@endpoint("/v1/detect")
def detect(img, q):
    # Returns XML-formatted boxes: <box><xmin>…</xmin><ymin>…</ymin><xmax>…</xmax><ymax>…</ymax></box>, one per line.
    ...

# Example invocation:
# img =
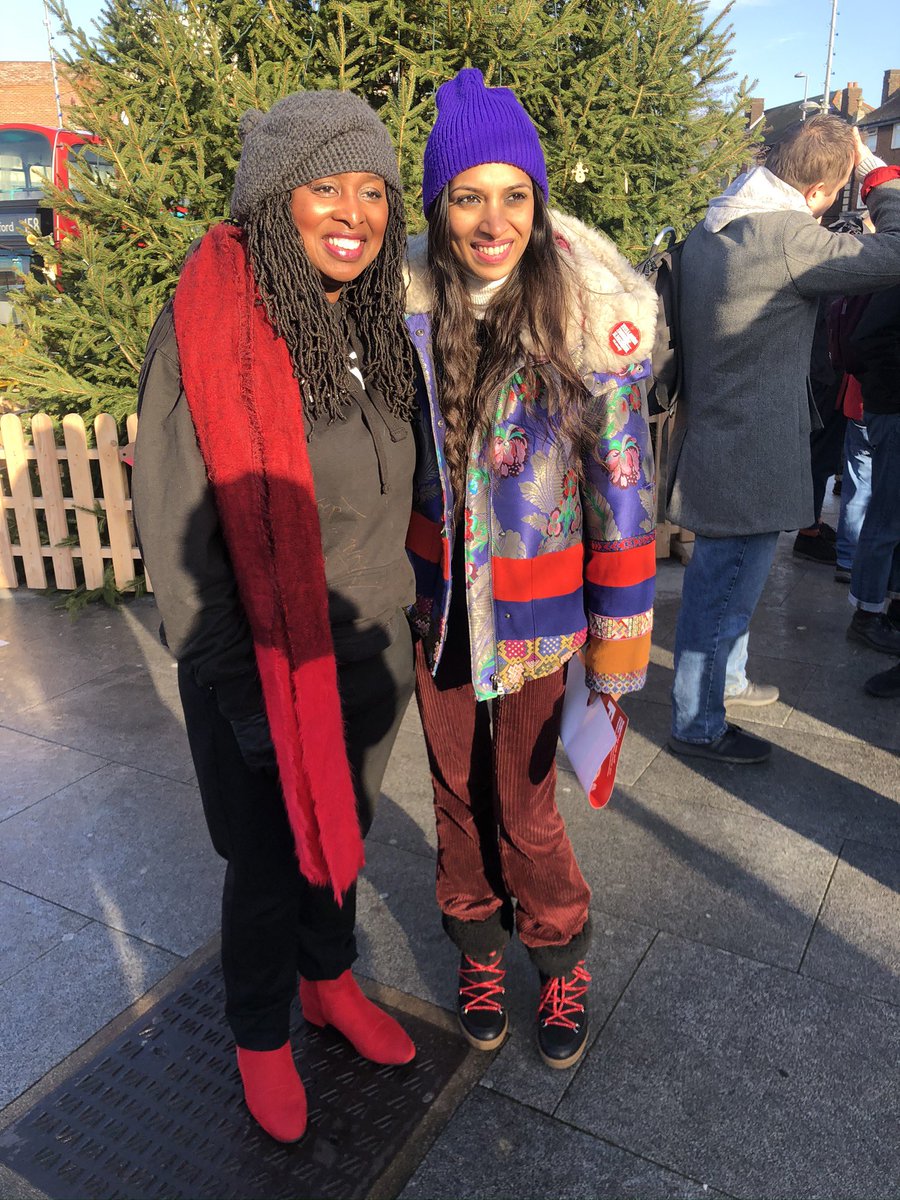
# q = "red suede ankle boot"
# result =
<box><xmin>300</xmin><ymin>970</ymin><xmax>416</xmax><ymax>1065</ymax></box>
<box><xmin>236</xmin><ymin>1043</ymin><xmax>307</xmax><ymax>1143</ymax></box>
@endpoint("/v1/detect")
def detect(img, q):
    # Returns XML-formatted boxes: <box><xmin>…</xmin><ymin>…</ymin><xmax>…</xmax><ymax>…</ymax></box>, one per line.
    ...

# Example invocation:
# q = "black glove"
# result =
<box><xmin>229</xmin><ymin>711</ymin><xmax>278</xmax><ymax>775</ymax></box>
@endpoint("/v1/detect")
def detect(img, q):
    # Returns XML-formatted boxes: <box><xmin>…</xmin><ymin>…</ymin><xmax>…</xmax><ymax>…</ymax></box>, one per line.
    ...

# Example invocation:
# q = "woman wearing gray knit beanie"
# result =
<box><xmin>133</xmin><ymin>90</ymin><xmax>419</xmax><ymax>1143</ymax></box>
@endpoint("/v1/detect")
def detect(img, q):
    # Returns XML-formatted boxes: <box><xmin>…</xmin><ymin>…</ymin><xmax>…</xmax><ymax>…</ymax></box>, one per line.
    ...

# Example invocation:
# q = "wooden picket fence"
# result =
<box><xmin>0</xmin><ymin>411</ymin><xmax>151</xmax><ymax>593</ymax></box>
<box><xmin>0</xmin><ymin>408</ymin><xmax>689</xmax><ymax>595</ymax></box>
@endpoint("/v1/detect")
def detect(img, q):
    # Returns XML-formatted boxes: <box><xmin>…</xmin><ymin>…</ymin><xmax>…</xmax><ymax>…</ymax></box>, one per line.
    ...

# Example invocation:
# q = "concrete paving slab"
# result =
<box><xmin>649</xmin><ymin>597</ymin><xmax>682</xmax><ymax>646</ymax></box>
<box><xmin>0</xmin><ymin>727</ymin><xmax>105</xmax><ymax>821</ymax></box>
<box><xmin>785</xmin><ymin>573</ymin><xmax>856</xmax><ymax>614</ymax></box>
<box><xmin>0</xmin><ymin>627</ymin><xmax>123</xmax><ymax>719</ymax></box>
<box><xmin>850</xmin><ymin>799</ymin><xmax>900</xmax><ymax>855</ymax></box>
<box><xmin>0</xmin><ymin>594</ymin><xmax>162</xmax><ymax>651</ymax></box>
<box><xmin>646</xmin><ymin>617</ymin><xmax>678</xmax><ymax>653</ymax></box>
<box><xmin>635</xmin><ymin>650</ymin><xmax>818</xmax><ymax>731</ymax></box>
<box><xmin>634</xmin><ymin>722</ymin><xmax>899</xmax><ymax>841</ymax></box>
<box><xmin>736</xmin><ymin>599</ymin><xmax>883</xmax><ymax>669</ymax></box>
<box><xmin>557</xmin><ymin>932</ymin><xmax>900</xmax><ymax>1200</ymax></box>
<box><xmin>802</xmin><ymin>840</ymin><xmax>900</xmax><ymax>1007</ymax></box>
<box><xmin>481</xmin><ymin>913</ymin><xmax>655</xmax><ymax>1115</ymax></box>
<box><xmin>558</xmin><ymin>785</ymin><xmax>838</xmax><ymax>970</ymax></box>
<box><xmin>0</xmin><ymin>882</ymin><xmax>88</xmax><ymax>985</ymax></box>
<box><xmin>0</xmin><ymin>591</ymin><xmax>87</xmax><ymax>650</ymax></box>
<box><xmin>756</xmin><ymin>538</ymin><xmax>820</xmax><ymax>606</ymax></box>
<box><xmin>0</xmin><ymin>920</ymin><xmax>179</xmax><ymax>1109</ymax></box>
<box><xmin>0</xmin><ymin>762</ymin><xmax>220</xmax><ymax>957</ymax></box>
<box><xmin>786</xmin><ymin>662</ymin><xmax>900</xmax><ymax>751</ymax></box>
<box><xmin>400</xmin><ymin>1087</ymin><xmax>720</xmax><ymax>1199</ymax></box>
<box><xmin>653</xmin><ymin>562</ymin><xmax>686</xmax><ymax>600</ymax></box>
<box><xmin>2</xmin><ymin>662</ymin><xmax>195</xmax><ymax>783</ymax></box>
<box><xmin>652</xmin><ymin>540</ymin><xmax>820</xmax><ymax>620</ymax></box>
<box><xmin>372</xmin><ymin>704</ymin><xmax>437</xmax><ymax>858</ymax></box>
<box><xmin>356</xmin><ymin>839</ymin><xmax>454</xmax><ymax>1012</ymax></box>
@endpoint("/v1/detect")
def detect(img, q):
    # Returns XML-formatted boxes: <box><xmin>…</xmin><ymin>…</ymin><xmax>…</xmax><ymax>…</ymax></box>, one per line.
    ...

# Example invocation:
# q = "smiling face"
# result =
<box><xmin>290</xmin><ymin>172</ymin><xmax>389</xmax><ymax>301</ymax></box>
<box><xmin>445</xmin><ymin>163</ymin><xmax>535</xmax><ymax>281</ymax></box>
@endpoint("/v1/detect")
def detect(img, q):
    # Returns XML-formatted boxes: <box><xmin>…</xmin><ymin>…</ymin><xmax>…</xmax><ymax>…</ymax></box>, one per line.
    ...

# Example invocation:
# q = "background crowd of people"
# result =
<box><xmin>666</xmin><ymin>115</ymin><xmax>900</xmax><ymax>764</ymax></box>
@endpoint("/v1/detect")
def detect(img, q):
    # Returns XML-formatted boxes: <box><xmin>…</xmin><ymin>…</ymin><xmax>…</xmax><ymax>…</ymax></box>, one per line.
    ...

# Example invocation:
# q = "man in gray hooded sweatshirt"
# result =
<box><xmin>666</xmin><ymin>116</ymin><xmax>900</xmax><ymax>764</ymax></box>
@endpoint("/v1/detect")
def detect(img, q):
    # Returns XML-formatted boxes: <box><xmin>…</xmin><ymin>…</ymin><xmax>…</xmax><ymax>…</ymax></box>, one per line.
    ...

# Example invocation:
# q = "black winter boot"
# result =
<box><xmin>457</xmin><ymin>951</ymin><xmax>508</xmax><ymax>1051</ymax></box>
<box><xmin>536</xmin><ymin>962</ymin><xmax>591</xmax><ymax>1069</ymax></box>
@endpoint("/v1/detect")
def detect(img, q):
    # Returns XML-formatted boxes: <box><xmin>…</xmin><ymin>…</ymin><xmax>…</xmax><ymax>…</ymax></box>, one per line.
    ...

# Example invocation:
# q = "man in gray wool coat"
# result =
<box><xmin>666</xmin><ymin>115</ymin><xmax>900</xmax><ymax>765</ymax></box>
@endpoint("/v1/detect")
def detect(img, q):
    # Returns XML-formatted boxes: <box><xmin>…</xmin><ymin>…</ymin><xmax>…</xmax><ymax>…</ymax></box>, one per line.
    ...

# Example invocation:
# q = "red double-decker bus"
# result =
<box><xmin>0</xmin><ymin>123</ymin><xmax>110</xmax><ymax>322</ymax></box>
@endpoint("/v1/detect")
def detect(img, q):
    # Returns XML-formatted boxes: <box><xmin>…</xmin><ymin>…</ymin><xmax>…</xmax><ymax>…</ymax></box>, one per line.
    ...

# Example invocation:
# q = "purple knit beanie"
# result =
<box><xmin>422</xmin><ymin>68</ymin><xmax>549</xmax><ymax>214</ymax></box>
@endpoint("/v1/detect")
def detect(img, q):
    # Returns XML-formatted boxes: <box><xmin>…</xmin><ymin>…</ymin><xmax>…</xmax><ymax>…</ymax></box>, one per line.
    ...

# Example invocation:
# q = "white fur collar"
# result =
<box><xmin>404</xmin><ymin>208</ymin><xmax>658</xmax><ymax>376</ymax></box>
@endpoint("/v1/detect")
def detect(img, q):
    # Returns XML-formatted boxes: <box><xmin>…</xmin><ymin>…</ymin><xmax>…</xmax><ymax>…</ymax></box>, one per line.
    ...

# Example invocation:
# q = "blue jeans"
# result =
<box><xmin>850</xmin><ymin>412</ymin><xmax>900</xmax><ymax>611</ymax></box>
<box><xmin>835</xmin><ymin>419</ymin><xmax>872</xmax><ymax>570</ymax></box>
<box><xmin>672</xmin><ymin>532</ymin><xmax>780</xmax><ymax>743</ymax></box>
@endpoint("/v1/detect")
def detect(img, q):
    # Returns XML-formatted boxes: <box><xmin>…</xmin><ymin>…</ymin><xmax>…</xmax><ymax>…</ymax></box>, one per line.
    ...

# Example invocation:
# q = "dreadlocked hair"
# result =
<box><xmin>244</xmin><ymin>191</ymin><xmax>417</xmax><ymax>423</ymax></box>
<box><xmin>427</xmin><ymin>185</ymin><xmax>590</xmax><ymax>514</ymax></box>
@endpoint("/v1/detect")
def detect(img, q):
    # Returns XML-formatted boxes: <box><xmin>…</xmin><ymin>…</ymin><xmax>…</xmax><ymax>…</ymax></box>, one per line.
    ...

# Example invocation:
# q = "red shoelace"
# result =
<box><xmin>458</xmin><ymin>954</ymin><xmax>506</xmax><ymax>1012</ymax></box>
<box><xmin>538</xmin><ymin>962</ymin><xmax>591</xmax><ymax>1030</ymax></box>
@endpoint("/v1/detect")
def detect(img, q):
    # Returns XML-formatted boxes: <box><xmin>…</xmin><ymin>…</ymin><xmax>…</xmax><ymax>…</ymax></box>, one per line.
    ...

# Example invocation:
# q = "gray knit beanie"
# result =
<box><xmin>230</xmin><ymin>90</ymin><xmax>402</xmax><ymax>223</ymax></box>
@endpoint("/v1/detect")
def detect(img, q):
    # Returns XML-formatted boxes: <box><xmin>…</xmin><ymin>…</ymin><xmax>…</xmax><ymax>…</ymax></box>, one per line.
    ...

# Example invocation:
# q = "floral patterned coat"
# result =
<box><xmin>405</xmin><ymin>210</ymin><xmax>658</xmax><ymax>700</ymax></box>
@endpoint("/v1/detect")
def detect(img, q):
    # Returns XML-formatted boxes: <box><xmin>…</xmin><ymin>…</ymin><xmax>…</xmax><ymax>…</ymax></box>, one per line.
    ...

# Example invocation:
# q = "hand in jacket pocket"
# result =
<box><xmin>229</xmin><ymin>711</ymin><xmax>278</xmax><ymax>775</ymax></box>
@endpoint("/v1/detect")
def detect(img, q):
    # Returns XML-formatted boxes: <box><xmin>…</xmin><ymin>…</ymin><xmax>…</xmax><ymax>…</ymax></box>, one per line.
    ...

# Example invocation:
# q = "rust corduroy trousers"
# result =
<box><xmin>414</xmin><ymin>612</ymin><xmax>592</xmax><ymax>977</ymax></box>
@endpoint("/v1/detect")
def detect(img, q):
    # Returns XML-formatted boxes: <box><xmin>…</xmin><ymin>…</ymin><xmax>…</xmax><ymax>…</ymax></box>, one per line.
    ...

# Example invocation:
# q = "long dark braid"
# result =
<box><xmin>244</xmin><ymin>191</ymin><xmax>416</xmax><ymax>422</ymax></box>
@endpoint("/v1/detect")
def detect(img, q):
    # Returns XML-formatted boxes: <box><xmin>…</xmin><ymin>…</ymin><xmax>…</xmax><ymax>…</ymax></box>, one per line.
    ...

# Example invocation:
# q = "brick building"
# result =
<box><xmin>858</xmin><ymin>69</ymin><xmax>900</xmax><ymax>167</ymax></box>
<box><xmin>0</xmin><ymin>61</ymin><xmax>79</xmax><ymax>128</ymax></box>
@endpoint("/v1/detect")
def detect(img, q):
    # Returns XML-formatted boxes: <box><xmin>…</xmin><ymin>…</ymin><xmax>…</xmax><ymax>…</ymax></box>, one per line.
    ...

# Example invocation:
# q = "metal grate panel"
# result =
<box><xmin>0</xmin><ymin>961</ymin><xmax>468</xmax><ymax>1199</ymax></box>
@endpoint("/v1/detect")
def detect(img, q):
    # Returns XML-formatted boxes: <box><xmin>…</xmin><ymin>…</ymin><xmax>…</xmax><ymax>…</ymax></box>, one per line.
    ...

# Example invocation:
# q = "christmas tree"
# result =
<box><xmin>2</xmin><ymin>0</ymin><xmax>753</xmax><ymax>420</ymax></box>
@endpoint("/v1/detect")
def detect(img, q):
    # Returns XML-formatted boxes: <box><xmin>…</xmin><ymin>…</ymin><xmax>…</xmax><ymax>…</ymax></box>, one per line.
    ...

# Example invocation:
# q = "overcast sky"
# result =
<box><xmin>3</xmin><ymin>0</ymin><xmax>899</xmax><ymax>114</ymax></box>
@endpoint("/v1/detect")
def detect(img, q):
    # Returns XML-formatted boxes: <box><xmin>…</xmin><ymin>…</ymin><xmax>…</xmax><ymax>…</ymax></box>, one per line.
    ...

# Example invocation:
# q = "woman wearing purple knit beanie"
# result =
<box><xmin>404</xmin><ymin>68</ymin><xmax>658</xmax><ymax>1068</ymax></box>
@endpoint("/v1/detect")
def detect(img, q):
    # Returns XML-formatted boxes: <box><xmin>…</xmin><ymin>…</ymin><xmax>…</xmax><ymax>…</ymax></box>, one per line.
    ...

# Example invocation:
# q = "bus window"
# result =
<box><xmin>0</xmin><ymin>128</ymin><xmax>52</xmax><ymax>201</ymax></box>
<box><xmin>68</xmin><ymin>143</ymin><xmax>114</xmax><ymax>198</ymax></box>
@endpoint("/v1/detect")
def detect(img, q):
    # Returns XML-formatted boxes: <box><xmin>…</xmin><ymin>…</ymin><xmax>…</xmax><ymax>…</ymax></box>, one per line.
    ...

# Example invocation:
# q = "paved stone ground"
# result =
<box><xmin>2</xmin><ymin>499</ymin><xmax>899</xmax><ymax>1199</ymax></box>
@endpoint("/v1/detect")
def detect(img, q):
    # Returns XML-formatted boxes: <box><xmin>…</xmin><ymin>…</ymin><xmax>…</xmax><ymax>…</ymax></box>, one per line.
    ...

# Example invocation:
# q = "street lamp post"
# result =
<box><xmin>822</xmin><ymin>0</ymin><xmax>839</xmax><ymax>113</ymax></box>
<box><xmin>795</xmin><ymin>71</ymin><xmax>809</xmax><ymax>121</ymax></box>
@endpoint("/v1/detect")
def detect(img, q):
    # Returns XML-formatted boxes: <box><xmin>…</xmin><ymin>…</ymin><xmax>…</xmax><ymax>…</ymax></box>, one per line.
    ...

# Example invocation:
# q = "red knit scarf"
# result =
<box><xmin>172</xmin><ymin>222</ymin><xmax>364</xmax><ymax>900</ymax></box>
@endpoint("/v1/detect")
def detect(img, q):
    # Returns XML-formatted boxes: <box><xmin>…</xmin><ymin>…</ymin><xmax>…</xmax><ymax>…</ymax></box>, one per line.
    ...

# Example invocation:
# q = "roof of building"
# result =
<box><xmin>859</xmin><ymin>92</ymin><xmax>900</xmax><ymax>128</ymax></box>
<box><xmin>763</xmin><ymin>95</ymin><xmax>829</xmax><ymax>144</ymax></box>
<box><xmin>762</xmin><ymin>88</ymin><xmax>875</xmax><ymax>146</ymax></box>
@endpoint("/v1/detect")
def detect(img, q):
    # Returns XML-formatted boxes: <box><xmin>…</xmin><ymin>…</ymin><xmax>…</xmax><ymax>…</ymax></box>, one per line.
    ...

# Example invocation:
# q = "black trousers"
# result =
<box><xmin>178</xmin><ymin>623</ymin><xmax>414</xmax><ymax>1050</ymax></box>
<box><xmin>810</xmin><ymin>384</ymin><xmax>847</xmax><ymax>522</ymax></box>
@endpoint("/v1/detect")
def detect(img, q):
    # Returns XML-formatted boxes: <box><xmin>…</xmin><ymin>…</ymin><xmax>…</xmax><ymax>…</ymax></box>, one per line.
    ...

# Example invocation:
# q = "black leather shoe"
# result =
<box><xmin>668</xmin><ymin>723</ymin><xmax>771</xmax><ymax>764</ymax></box>
<box><xmin>537</xmin><ymin>962</ymin><xmax>591</xmax><ymax>1069</ymax></box>
<box><xmin>847</xmin><ymin>611</ymin><xmax>900</xmax><ymax>656</ymax></box>
<box><xmin>865</xmin><ymin>663</ymin><xmax>900</xmax><ymax>699</ymax></box>
<box><xmin>792</xmin><ymin>532</ymin><xmax>836</xmax><ymax>564</ymax></box>
<box><xmin>457</xmin><ymin>951</ymin><xmax>508</xmax><ymax>1050</ymax></box>
<box><xmin>817</xmin><ymin>521</ymin><xmax>837</xmax><ymax>544</ymax></box>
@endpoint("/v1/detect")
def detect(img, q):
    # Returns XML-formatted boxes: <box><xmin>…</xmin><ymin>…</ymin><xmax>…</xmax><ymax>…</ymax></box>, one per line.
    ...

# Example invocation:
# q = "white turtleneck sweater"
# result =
<box><xmin>467</xmin><ymin>273</ymin><xmax>509</xmax><ymax>318</ymax></box>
